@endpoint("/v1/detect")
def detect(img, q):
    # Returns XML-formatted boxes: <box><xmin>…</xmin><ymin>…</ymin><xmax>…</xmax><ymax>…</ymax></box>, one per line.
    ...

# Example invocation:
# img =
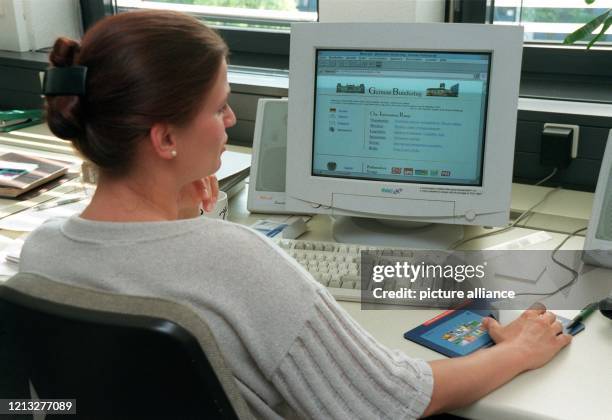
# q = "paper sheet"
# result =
<box><xmin>484</xmin><ymin>231</ymin><xmax>553</xmax><ymax>283</ymax></box>
<box><xmin>0</xmin><ymin>198</ymin><xmax>88</xmax><ymax>232</ymax></box>
<box><xmin>216</xmin><ymin>150</ymin><xmax>251</xmax><ymax>181</ymax></box>
<box><xmin>0</xmin><ymin>236</ymin><xmax>22</xmax><ymax>279</ymax></box>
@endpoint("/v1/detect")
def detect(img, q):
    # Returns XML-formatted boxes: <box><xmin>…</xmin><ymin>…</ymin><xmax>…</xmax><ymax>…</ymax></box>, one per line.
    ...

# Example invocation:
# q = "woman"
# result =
<box><xmin>20</xmin><ymin>10</ymin><xmax>571</xmax><ymax>420</ymax></box>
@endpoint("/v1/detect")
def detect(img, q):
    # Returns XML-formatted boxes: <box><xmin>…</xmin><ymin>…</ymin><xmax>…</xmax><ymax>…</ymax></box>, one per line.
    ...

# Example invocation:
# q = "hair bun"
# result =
<box><xmin>45</xmin><ymin>96</ymin><xmax>85</xmax><ymax>142</ymax></box>
<box><xmin>49</xmin><ymin>37</ymin><xmax>81</xmax><ymax>67</ymax></box>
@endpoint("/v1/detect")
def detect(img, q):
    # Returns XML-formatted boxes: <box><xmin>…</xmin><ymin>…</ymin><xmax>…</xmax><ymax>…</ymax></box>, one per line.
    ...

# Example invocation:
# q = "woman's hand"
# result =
<box><xmin>424</xmin><ymin>305</ymin><xmax>573</xmax><ymax>416</ymax></box>
<box><xmin>177</xmin><ymin>175</ymin><xmax>219</xmax><ymax>219</ymax></box>
<box><xmin>482</xmin><ymin>306</ymin><xmax>572</xmax><ymax>371</ymax></box>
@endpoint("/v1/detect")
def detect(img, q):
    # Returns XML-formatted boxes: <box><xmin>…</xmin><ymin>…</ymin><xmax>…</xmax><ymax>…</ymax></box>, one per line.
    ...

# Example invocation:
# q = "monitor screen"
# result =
<box><xmin>312</xmin><ymin>50</ymin><xmax>491</xmax><ymax>186</ymax></box>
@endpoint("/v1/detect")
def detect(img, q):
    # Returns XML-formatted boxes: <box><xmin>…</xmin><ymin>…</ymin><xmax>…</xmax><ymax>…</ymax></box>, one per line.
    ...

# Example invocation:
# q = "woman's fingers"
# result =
<box><xmin>556</xmin><ymin>333</ymin><xmax>572</xmax><ymax>347</ymax></box>
<box><xmin>209</xmin><ymin>175</ymin><xmax>219</xmax><ymax>205</ymax></box>
<box><xmin>540</xmin><ymin>311</ymin><xmax>557</xmax><ymax>324</ymax></box>
<box><xmin>522</xmin><ymin>302</ymin><xmax>547</xmax><ymax>319</ymax></box>
<box><xmin>193</xmin><ymin>179</ymin><xmax>206</xmax><ymax>201</ymax></box>
<box><xmin>551</xmin><ymin>321</ymin><xmax>564</xmax><ymax>335</ymax></box>
<box><xmin>481</xmin><ymin>317</ymin><xmax>503</xmax><ymax>343</ymax></box>
<box><xmin>201</xmin><ymin>175</ymin><xmax>219</xmax><ymax>212</ymax></box>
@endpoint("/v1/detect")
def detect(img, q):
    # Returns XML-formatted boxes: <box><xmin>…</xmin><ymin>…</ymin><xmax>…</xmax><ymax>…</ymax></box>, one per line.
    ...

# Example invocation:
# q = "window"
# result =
<box><xmin>116</xmin><ymin>0</ymin><xmax>317</xmax><ymax>29</ymax></box>
<box><xmin>115</xmin><ymin>0</ymin><xmax>318</xmax><ymax>68</ymax></box>
<box><xmin>492</xmin><ymin>0</ymin><xmax>612</xmax><ymax>45</ymax></box>
<box><xmin>451</xmin><ymin>0</ymin><xmax>612</xmax><ymax>103</ymax></box>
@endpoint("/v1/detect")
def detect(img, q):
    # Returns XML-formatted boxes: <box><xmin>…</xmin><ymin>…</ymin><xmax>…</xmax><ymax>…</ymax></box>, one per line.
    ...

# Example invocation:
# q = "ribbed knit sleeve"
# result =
<box><xmin>271</xmin><ymin>288</ymin><xmax>434</xmax><ymax>420</ymax></box>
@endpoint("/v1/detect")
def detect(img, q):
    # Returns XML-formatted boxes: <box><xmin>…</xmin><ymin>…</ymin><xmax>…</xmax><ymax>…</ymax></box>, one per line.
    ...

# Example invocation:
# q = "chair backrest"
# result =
<box><xmin>0</xmin><ymin>273</ymin><xmax>254</xmax><ymax>420</ymax></box>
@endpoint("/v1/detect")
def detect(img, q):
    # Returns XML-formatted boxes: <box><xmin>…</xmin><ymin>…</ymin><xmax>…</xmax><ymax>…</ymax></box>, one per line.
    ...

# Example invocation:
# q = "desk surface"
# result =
<box><xmin>228</xmin><ymin>171</ymin><xmax>611</xmax><ymax>420</ymax></box>
<box><xmin>1</xmin><ymin>125</ymin><xmax>610</xmax><ymax>420</ymax></box>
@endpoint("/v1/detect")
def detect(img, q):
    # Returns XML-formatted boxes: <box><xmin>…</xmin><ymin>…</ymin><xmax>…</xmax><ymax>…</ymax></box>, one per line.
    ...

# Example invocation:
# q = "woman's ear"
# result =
<box><xmin>149</xmin><ymin>122</ymin><xmax>178</xmax><ymax>160</ymax></box>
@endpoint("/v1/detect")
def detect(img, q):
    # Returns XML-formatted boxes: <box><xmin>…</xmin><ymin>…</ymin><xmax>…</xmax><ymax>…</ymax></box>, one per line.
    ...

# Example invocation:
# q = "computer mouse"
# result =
<box><xmin>600</xmin><ymin>292</ymin><xmax>612</xmax><ymax>320</ymax></box>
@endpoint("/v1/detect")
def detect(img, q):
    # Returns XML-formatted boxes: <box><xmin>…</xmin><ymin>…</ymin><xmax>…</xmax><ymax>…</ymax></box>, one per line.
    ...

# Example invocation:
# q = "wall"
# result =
<box><xmin>0</xmin><ymin>0</ymin><xmax>81</xmax><ymax>52</ymax></box>
<box><xmin>0</xmin><ymin>0</ymin><xmax>30</xmax><ymax>51</ymax></box>
<box><xmin>514</xmin><ymin>105</ymin><xmax>612</xmax><ymax>191</ymax></box>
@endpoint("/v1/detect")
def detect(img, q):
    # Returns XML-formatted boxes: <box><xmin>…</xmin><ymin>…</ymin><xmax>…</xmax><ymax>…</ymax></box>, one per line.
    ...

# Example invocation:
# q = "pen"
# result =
<box><xmin>566</xmin><ymin>302</ymin><xmax>599</xmax><ymax>330</ymax></box>
<box><xmin>34</xmin><ymin>196</ymin><xmax>87</xmax><ymax>211</ymax></box>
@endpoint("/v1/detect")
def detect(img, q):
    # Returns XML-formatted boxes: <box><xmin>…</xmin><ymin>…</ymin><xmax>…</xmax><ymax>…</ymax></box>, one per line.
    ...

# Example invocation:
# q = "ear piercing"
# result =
<box><xmin>170</xmin><ymin>150</ymin><xmax>177</xmax><ymax>158</ymax></box>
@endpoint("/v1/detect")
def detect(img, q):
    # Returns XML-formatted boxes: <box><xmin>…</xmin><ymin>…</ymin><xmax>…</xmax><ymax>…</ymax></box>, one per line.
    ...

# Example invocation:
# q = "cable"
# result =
<box><xmin>511</xmin><ymin>186</ymin><xmax>561</xmax><ymax>227</ymax></box>
<box><xmin>534</xmin><ymin>167</ymin><xmax>558</xmax><ymax>186</ymax></box>
<box><xmin>451</xmin><ymin>168</ymin><xmax>559</xmax><ymax>249</ymax></box>
<box><xmin>513</xmin><ymin>226</ymin><xmax>587</xmax><ymax>298</ymax></box>
<box><xmin>517</xmin><ymin>167</ymin><xmax>559</xmax><ymax>225</ymax></box>
<box><xmin>450</xmin><ymin>186</ymin><xmax>561</xmax><ymax>249</ymax></box>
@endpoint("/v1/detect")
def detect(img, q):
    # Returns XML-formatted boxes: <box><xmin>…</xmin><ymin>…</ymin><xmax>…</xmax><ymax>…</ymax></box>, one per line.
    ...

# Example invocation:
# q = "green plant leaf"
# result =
<box><xmin>585</xmin><ymin>0</ymin><xmax>596</xmax><ymax>4</ymax></box>
<box><xmin>563</xmin><ymin>9</ymin><xmax>610</xmax><ymax>45</ymax></box>
<box><xmin>587</xmin><ymin>15</ymin><xmax>612</xmax><ymax>48</ymax></box>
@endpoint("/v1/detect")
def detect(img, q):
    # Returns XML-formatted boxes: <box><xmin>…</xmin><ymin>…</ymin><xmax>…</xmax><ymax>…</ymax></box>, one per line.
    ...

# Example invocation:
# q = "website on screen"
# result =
<box><xmin>312</xmin><ymin>50</ymin><xmax>491</xmax><ymax>186</ymax></box>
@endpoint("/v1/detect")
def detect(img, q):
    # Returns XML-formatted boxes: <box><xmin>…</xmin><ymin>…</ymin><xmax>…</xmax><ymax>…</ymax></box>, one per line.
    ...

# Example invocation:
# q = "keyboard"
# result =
<box><xmin>276</xmin><ymin>238</ymin><xmax>470</xmax><ymax>307</ymax></box>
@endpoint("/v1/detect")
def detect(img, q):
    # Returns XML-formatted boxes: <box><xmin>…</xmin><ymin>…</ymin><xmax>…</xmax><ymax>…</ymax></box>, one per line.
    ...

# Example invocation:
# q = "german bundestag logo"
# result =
<box><xmin>426</xmin><ymin>82</ymin><xmax>459</xmax><ymax>97</ymax></box>
<box><xmin>336</xmin><ymin>83</ymin><xmax>365</xmax><ymax>93</ymax></box>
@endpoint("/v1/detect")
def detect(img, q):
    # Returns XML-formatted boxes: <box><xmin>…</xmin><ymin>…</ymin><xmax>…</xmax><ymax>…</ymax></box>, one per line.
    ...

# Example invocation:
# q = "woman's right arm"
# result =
<box><xmin>422</xmin><ymin>308</ymin><xmax>572</xmax><ymax>417</ymax></box>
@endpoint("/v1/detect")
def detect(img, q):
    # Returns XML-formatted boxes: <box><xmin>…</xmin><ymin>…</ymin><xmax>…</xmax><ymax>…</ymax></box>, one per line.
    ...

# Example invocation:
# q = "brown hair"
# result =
<box><xmin>45</xmin><ymin>10</ymin><xmax>228</xmax><ymax>175</ymax></box>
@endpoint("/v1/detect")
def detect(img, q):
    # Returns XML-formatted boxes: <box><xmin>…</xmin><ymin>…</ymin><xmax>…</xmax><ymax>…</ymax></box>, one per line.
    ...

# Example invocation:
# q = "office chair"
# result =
<box><xmin>0</xmin><ymin>273</ymin><xmax>254</xmax><ymax>420</ymax></box>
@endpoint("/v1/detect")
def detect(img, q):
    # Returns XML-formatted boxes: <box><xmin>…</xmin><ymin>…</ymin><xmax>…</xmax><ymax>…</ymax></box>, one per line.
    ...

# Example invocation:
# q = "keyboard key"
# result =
<box><xmin>341</xmin><ymin>280</ymin><xmax>355</xmax><ymax>289</ymax></box>
<box><xmin>342</xmin><ymin>272</ymin><xmax>360</xmax><ymax>282</ymax></box>
<box><xmin>329</xmin><ymin>279</ymin><xmax>342</xmax><ymax>288</ymax></box>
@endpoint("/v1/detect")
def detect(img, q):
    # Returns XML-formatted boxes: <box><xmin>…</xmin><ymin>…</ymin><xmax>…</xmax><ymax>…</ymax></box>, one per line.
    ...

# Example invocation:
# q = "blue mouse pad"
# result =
<box><xmin>404</xmin><ymin>310</ymin><xmax>584</xmax><ymax>358</ymax></box>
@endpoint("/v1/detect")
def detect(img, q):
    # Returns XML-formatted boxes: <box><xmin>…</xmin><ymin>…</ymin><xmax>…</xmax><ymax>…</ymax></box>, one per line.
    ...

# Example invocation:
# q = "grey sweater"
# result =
<box><xmin>19</xmin><ymin>215</ymin><xmax>433</xmax><ymax>419</ymax></box>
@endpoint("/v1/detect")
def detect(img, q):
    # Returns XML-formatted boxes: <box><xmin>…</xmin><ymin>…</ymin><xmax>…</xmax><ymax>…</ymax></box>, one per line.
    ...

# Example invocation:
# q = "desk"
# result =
<box><xmin>1</xmin><ymin>125</ymin><xmax>610</xmax><ymax>420</ymax></box>
<box><xmin>0</xmin><ymin>128</ymin><xmax>83</xmax><ymax>242</ymax></box>
<box><xmin>228</xmin><ymin>183</ymin><xmax>612</xmax><ymax>420</ymax></box>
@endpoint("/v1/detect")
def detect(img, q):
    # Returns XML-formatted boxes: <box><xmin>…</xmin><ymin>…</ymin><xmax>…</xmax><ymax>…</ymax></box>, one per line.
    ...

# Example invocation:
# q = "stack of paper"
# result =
<box><xmin>216</xmin><ymin>150</ymin><xmax>250</xmax><ymax>197</ymax></box>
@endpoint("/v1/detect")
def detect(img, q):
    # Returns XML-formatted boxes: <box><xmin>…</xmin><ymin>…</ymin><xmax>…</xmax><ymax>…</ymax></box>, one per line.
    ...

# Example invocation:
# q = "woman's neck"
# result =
<box><xmin>80</xmin><ymin>172</ymin><xmax>180</xmax><ymax>222</ymax></box>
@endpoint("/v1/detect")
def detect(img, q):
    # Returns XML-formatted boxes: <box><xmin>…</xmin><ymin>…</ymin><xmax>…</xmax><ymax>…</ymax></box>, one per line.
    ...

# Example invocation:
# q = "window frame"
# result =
<box><xmin>215</xmin><ymin>27</ymin><xmax>290</xmax><ymax>68</ymax></box>
<box><xmin>84</xmin><ymin>0</ymin><xmax>612</xmax><ymax>101</ymax></box>
<box><xmin>80</xmin><ymin>0</ymin><xmax>117</xmax><ymax>30</ymax></box>
<box><xmin>90</xmin><ymin>0</ymin><xmax>319</xmax><ymax>69</ymax></box>
<box><xmin>448</xmin><ymin>0</ymin><xmax>612</xmax><ymax>103</ymax></box>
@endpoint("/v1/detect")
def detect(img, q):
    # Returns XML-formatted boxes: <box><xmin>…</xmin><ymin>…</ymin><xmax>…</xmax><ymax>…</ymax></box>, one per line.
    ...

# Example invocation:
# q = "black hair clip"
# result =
<box><xmin>43</xmin><ymin>66</ymin><xmax>87</xmax><ymax>96</ymax></box>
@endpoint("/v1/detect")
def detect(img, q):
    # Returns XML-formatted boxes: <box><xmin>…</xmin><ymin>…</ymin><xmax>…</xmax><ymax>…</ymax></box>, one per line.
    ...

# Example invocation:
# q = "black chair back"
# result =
<box><xmin>0</xmin><ymin>283</ymin><xmax>244</xmax><ymax>420</ymax></box>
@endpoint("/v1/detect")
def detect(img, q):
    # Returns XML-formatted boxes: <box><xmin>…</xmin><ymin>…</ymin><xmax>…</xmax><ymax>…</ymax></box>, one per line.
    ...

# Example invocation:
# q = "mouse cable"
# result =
<box><xmin>513</xmin><ymin>226</ymin><xmax>587</xmax><ymax>298</ymax></box>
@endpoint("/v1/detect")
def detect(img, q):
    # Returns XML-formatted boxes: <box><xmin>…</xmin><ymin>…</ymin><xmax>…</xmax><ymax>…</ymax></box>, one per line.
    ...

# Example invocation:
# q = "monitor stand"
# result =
<box><xmin>332</xmin><ymin>216</ymin><xmax>464</xmax><ymax>249</ymax></box>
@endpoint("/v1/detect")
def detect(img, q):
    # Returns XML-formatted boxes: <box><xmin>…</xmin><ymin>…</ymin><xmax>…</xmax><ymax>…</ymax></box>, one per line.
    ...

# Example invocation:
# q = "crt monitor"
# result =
<box><xmin>285</xmin><ymin>22</ymin><xmax>524</xmax><ymax>248</ymax></box>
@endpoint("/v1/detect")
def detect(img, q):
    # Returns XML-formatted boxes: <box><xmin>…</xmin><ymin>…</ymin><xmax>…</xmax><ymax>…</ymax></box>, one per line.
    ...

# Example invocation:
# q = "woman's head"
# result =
<box><xmin>45</xmin><ymin>10</ymin><xmax>231</xmax><ymax>177</ymax></box>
